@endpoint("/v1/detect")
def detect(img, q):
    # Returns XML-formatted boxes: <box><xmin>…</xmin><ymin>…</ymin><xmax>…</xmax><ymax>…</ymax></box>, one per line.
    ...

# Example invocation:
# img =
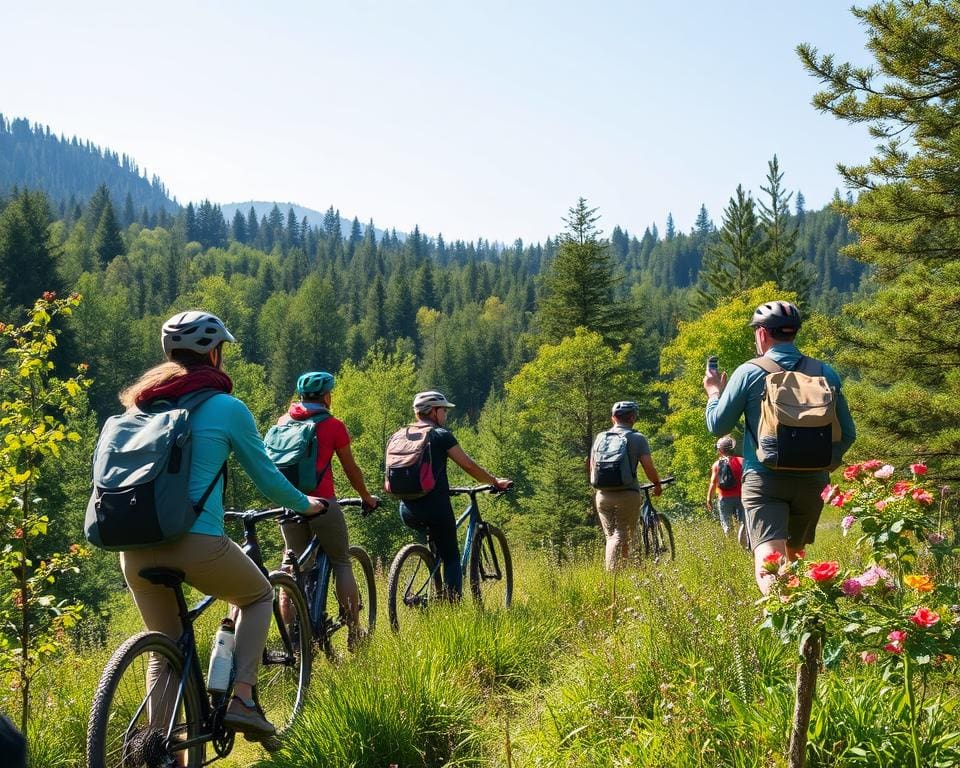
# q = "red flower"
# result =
<box><xmin>884</xmin><ymin>629</ymin><xmax>907</xmax><ymax>654</ymax></box>
<box><xmin>909</xmin><ymin>607</ymin><xmax>940</xmax><ymax>628</ymax></box>
<box><xmin>794</xmin><ymin>549</ymin><xmax>806</xmax><ymax>559</ymax></box>
<box><xmin>862</xmin><ymin>459</ymin><xmax>883</xmax><ymax>471</ymax></box>
<box><xmin>892</xmin><ymin>481</ymin><xmax>912</xmax><ymax>497</ymax></box>
<box><xmin>762</xmin><ymin>552</ymin><xmax>783</xmax><ymax>573</ymax></box>
<box><xmin>911</xmin><ymin>488</ymin><xmax>934</xmax><ymax>505</ymax></box>
<box><xmin>42</xmin><ymin>291</ymin><xmax>57</xmax><ymax>301</ymax></box>
<box><xmin>830</xmin><ymin>491</ymin><xmax>854</xmax><ymax>508</ymax></box>
<box><xmin>843</xmin><ymin>464</ymin><xmax>862</xmax><ymax>481</ymax></box>
<box><xmin>909</xmin><ymin>463</ymin><xmax>927</xmax><ymax>476</ymax></box>
<box><xmin>807</xmin><ymin>561</ymin><xmax>840</xmax><ymax>582</ymax></box>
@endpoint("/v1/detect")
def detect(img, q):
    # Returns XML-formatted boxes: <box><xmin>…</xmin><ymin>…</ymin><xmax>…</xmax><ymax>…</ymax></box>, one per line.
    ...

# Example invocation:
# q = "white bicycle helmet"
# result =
<box><xmin>413</xmin><ymin>390</ymin><xmax>455</xmax><ymax>411</ymax></box>
<box><xmin>161</xmin><ymin>311</ymin><xmax>236</xmax><ymax>360</ymax></box>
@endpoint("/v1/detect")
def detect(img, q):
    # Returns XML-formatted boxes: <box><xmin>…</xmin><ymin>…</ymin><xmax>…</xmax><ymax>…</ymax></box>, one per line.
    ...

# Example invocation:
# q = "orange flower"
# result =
<box><xmin>904</xmin><ymin>574</ymin><xmax>934</xmax><ymax>592</ymax></box>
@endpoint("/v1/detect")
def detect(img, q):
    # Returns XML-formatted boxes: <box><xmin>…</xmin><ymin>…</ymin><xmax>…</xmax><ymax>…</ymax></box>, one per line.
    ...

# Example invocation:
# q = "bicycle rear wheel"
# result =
<box><xmin>322</xmin><ymin>545</ymin><xmax>377</xmax><ymax>660</ymax></box>
<box><xmin>643</xmin><ymin>513</ymin><xmax>675</xmax><ymax>561</ymax></box>
<box><xmin>469</xmin><ymin>523</ymin><xmax>513</xmax><ymax>609</ymax></box>
<box><xmin>87</xmin><ymin>631</ymin><xmax>204</xmax><ymax>768</ymax></box>
<box><xmin>257</xmin><ymin>570</ymin><xmax>312</xmax><ymax>735</ymax></box>
<box><xmin>387</xmin><ymin>543</ymin><xmax>441</xmax><ymax>632</ymax></box>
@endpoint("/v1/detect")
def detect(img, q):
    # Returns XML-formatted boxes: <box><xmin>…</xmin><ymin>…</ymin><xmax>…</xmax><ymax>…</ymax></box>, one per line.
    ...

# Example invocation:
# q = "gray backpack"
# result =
<box><xmin>590</xmin><ymin>430</ymin><xmax>635</xmax><ymax>490</ymax></box>
<box><xmin>84</xmin><ymin>390</ymin><xmax>227</xmax><ymax>551</ymax></box>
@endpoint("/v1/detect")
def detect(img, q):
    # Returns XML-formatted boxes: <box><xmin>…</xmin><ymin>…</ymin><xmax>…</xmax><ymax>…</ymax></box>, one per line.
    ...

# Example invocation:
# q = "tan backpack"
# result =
<box><xmin>751</xmin><ymin>356</ymin><xmax>841</xmax><ymax>471</ymax></box>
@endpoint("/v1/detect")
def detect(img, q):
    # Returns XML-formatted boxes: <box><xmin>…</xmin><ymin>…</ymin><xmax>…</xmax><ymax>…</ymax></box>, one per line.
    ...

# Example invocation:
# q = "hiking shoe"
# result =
<box><xmin>224</xmin><ymin>696</ymin><xmax>276</xmax><ymax>737</ymax></box>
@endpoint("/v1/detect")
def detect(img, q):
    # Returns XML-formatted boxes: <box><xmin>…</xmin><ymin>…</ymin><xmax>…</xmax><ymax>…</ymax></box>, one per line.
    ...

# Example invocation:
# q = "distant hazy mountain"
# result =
<box><xmin>0</xmin><ymin>114</ymin><xmax>179</xmax><ymax>214</ymax></box>
<box><xmin>220</xmin><ymin>201</ymin><xmax>399</xmax><ymax>242</ymax></box>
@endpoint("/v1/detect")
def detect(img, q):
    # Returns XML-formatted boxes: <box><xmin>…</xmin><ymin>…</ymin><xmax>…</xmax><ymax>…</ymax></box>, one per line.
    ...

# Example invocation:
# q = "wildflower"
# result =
<box><xmin>909</xmin><ymin>607</ymin><xmax>940</xmax><ymax>628</ymax></box>
<box><xmin>841</xmin><ymin>578</ymin><xmax>863</xmax><ymax>597</ymax></box>
<box><xmin>762</xmin><ymin>552</ymin><xmax>782</xmax><ymax>573</ymax></box>
<box><xmin>857</xmin><ymin>565</ymin><xmax>891</xmax><ymax>587</ymax></box>
<box><xmin>862</xmin><ymin>459</ymin><xmax>883</xmax><ymax>471</ymax></box>
<box><xmin>843</xmin><ymin>464</ymin><xmax>862</xmax><ymax>481</ymax></box>
<box><xmin>909</xmin><ymin>463</ymin><xmax>927</xmax><ymax>476</ymax></box>
<box><xmin>860</xmin><ymin>651</ymin><xmax>878</xmax><ymax>664</ymax></box>
<box><xmin>911</xmin><ymin>488</ymin><xmax>934</xmax><ymax>505</ymax></box>
<box><xmin>69</xmin><ymin>543</ymin><xmax>81</xmax><ymax>555</ymax></box>
<box><xmin>821</xmin><ymin>484</ymin><xmax>839</xmax><ymax>503</ymax></box>
<box><xmin>874</xmin><ymin>464</ymin><xmax>895</xmax><ymax>479</ymax></box>
<box><xmin>807</xmin><ymin>561</ymin><xmax>840</xmax><ymax>582</ymax></box>
<box><xmin>841</xmin><ymin>515</ymin><xmax>856</xmax><ymax>532</ymax></box>
<box><xmin>885</xmin><ymin>629</ymin><xmax>907</xmax><ymax>654</ymax></box>
<box><xmin>12</xmin><ymin>528</ymin><xmax>24</xmax><ymax>539</ymax></box>
<box><xmin>875</xmin><ymin>499</ymin><xmax>888</xmax><ymax>511</ymax></box>
<box><xmin>786</xmin><ymin>576</ymin><xmax>800</xmax><ymax>589</ymax></box>
<box><xmin>831</xmin><ymin>491</ymin><xmax>854</xmax><ymax>508</ymax></box>
<box><xmin>904</xmin><ymin>574</ymin><xmax>934</xmax><ymax>592</ymax></box>
<box><xmin>42</xmin><ymin>291</ymin><xmax>57</xmax><ymax>301</ymax></box>
<box><xmin>892</xmin><ymin>481</ymin><xmax>912</xmax><ymax>497</ymax></box>
<box><xmin>927</xmin><ymin>532</ymin><xmax>946</xmax><ymax>545</ymax></box>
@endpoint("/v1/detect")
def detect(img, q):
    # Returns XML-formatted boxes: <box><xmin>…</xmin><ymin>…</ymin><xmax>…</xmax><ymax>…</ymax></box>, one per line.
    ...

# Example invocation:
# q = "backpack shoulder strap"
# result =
<box><xmin>749</xmin><ymin>357</ymin><xmax>783</xmax><ymax>375</ymax></box>
<box><xmin>794</xmin><ymin>355</ymin><xmax>825</xmax><ymax>376</ymax></box>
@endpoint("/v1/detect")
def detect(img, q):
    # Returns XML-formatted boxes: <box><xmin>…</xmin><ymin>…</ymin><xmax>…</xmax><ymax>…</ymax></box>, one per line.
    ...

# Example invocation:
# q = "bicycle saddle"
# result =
<box><xmin>139</xmin><ymin>567</ymin><xmax>187</xmax><ymax>587</ymax></box>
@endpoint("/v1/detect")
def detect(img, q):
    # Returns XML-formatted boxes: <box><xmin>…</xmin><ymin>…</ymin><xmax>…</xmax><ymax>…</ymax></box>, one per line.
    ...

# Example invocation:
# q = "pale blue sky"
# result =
<box><xmin>4</xmin><ymin>1</ymin><xmax>875</xmax><ymax>243</ymax></box>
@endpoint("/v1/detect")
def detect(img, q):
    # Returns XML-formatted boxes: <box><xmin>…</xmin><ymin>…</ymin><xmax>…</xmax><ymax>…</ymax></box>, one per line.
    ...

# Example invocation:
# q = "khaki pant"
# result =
<box><xmin>120</xmin><ymin>533</ymin><xmax>273</xmax><ymax>687</ymax></box>
<box><xmin>596</xmin><ymin>489</ymin><xmax>642</xmax><ymax>571</ymax></box>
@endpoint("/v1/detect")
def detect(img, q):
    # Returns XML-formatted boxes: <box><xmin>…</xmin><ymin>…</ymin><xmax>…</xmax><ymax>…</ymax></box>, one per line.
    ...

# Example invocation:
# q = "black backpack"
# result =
<box><xmin>717</xmin><ymin>457</ymin><xmax>737</xmax><ymax>490</ymax></box>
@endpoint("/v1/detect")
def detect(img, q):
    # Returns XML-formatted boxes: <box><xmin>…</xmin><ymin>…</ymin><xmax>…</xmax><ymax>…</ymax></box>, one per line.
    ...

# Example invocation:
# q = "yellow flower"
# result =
<box><xmin>904</xmin><ymin>574</ymin><xmax>934</xmax><ymax>592</ymax></box>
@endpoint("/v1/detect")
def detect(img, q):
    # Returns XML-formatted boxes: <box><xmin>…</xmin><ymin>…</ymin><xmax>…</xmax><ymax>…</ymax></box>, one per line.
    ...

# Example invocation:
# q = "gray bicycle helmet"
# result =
<box><xmin>161</xmin><ymin>311</ymin><xmax>236</xmax><ymax>359</ymax></box>
<box><xmin>297</xmin><ymin>371</ymin><xmax>335</xmax><ymax>396</ymax></box>
<box><xmin>612</xmin><ymin>400</ymin><xmax>640</xmax><ymax>416</ymax></box>
<box><xmin>716</xmin><ymin>435</ymin><xmax>736</xmax><ymax>452</ymax></box>
<box><xmin>413</xmin><ymin>390</ymin><xmax>455</xmax><ymax>411</ymax></box>
<box><xmin>749</xmin><ymin>301</ymin><xmax>802</xmax><ymax>333</ymax></box>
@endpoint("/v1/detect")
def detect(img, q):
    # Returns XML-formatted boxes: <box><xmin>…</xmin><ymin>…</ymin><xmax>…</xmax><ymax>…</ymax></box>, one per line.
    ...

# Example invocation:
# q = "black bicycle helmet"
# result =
<box><xmin>749</xmin><ymin>301</ymin><xmax>802</xmax><ymax>333</ymax></box>
<box><xmin>612</xmin><ymin>400</ymin><xmax>640</xmax><ymax>416</ymax></box>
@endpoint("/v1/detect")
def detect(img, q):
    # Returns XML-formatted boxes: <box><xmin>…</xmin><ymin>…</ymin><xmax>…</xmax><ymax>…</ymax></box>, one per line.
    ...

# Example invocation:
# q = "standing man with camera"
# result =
<box><xmin>703</xmin><ymin>301</ymin><xmax>856</xmax><ymax>594</ymax></box>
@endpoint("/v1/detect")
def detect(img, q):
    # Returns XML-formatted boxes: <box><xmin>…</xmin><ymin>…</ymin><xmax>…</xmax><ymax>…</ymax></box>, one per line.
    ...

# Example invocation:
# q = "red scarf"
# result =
<box><xmin>135</xmin><ymin>366</ymin><xmax>233</xmax><ymax>407</ymax></box>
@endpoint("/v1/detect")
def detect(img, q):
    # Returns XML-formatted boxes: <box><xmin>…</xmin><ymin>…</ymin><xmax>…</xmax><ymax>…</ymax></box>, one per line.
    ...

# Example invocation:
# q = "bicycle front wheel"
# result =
<box><xmin>258</xmin><ymin>570</ymin><xmax>312</xmax><ymax>735</ymax></box>
<box><xmin>387</xmin><ymin>543</ymin><xmax>441</xmax><ymax>632</ymax></box>
<box><xmin>87</xmin><ymin>631</ymin><xmax>204</xmax><ymax>768</ymax></box>
<box><xmin>469</xmin><ymin>523</ymin><xmax>513</xmax><ymax>609</ymax></box>
<box><xmin>643</xmin><ymin>513</ymin><xmax>675</xmax><ymax>561</ymax></box>
<box><xmin>322</xmin><ymin>545</ymin><xmax>377</xmax><ymax>660</ymax></box>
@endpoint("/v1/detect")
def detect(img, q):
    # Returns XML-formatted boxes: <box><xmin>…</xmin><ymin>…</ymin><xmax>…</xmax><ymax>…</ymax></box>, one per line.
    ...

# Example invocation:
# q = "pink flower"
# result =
<box><xmin>884</xmin><ymin>629</ymin><xmax>907</xmax><ymax>654</ymax></box>
<box><xmin>909</xmin><ymin>607</ymin><xmax>940</xmax><ymax>628</ymax></box>
<box><xmin>928</xmin><ymin>532</ymin><xmax>946</xmax><ymax>545</ymax></box>
<box><xmin>874</xmin><ymin>464</ymin><xmax>895</xmax><ymax>479</ymax></box>
<box><xmin>808</xmin><ymin>561</ymin><xmax>840</xmax><ymax>582</ymax></box>
<box><xmin>857</xmin><ymin>565</ymin><xmax>891</xmax><ymax>587</ymax></box>
<box><xmin>909</xmin><ymin>463</ymin><xmax>927</xmax><ymax>476</ymax></box>
<box><xmin>911</xmin><ymin>488</ymin><xmax>934</xmax><ymax>505</ymax></box>
<box><xmin>862</xmin><ymin>460</ymin><xmax>883</xmax><ymax>471</ymax></box>
<box><xmin>841</xmin><ymin>578</ymin><xmax>863</xmax><ymax>597</ymax></box>
<box><xmin>843</xmin><ymin>464</ymin><xmax>862</xmax><ymax>481</ymax></box>
<box><xmin>821</xmin><ymin>484</ymin><xmax>839</xmax><ymax>503</ymax></box>
<box><xmin>875</xmin><ymin>499</ymin><xmax>888</xmax><ymax>511</ymax></box>
<box><xmin>841</xmin><ymin>515</ymin><xmax>856</xmax><ymax>531</ymax></box>
<box><xmin>860</xmin><ymin>651</ymin><xmax>878</xmax><ymax>664</ymax></box>
<box><xmin>892</xmin><ymin>481</ymin><xmax>912</xmax><ymax>497</ymax></box>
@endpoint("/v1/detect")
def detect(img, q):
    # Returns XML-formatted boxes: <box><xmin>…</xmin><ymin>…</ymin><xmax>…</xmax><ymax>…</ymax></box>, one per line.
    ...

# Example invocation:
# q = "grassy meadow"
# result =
<box><xmin>10</xmin><ymin>508</ymin><xmax>960</xmax><ymax>767</ymax></box>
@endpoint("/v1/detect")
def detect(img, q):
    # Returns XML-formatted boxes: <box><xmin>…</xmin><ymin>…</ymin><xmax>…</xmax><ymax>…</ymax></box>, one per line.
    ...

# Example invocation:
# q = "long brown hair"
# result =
<box><xmin>119</xmin><ymin>349</ymin><xmax>216</xmax><ymax>409</ymax></box>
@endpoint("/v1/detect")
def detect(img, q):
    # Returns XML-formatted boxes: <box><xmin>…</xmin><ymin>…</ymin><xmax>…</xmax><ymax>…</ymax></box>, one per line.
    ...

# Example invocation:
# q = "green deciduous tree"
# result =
<box><xmin>798</xmin><ymin>0</ymin><xmax>960</xmax><ymax>478</ymax></box>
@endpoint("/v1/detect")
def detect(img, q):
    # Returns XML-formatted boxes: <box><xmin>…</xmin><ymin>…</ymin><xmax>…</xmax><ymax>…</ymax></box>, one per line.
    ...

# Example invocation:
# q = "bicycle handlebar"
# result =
<box><xmin>638</xmin><ymin>475</ymin><xmax>676</xmax><ymax>491</ymax></box>
<box><xmin>448</xmin><ymin>483</ymin><xmax>512</xmax><ymax>496</ymax></box>
<box><xmin>224</xmin><ymin>496</ymin><xmax>380</xmax><ymax>525</ymax></box>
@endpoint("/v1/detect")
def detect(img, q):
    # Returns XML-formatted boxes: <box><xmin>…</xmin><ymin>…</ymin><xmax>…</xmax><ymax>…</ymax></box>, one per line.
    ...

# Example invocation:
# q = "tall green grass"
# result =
<box><xmin>9</xmin><ymin>510</ymin><xmax>959</xmax><ymax>767</ymax></box>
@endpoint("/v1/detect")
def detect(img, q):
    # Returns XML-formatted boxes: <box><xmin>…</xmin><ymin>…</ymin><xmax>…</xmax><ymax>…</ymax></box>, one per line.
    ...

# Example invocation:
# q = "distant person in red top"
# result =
<box><xmin>277</xmin><ymin>371</ymin><xmax>378</xmax><ymax>645</ymax></box>
<box><xmin>706</xmin><ymin>435</ymin><xmax>748</xmax><ymax>548</ymax></box>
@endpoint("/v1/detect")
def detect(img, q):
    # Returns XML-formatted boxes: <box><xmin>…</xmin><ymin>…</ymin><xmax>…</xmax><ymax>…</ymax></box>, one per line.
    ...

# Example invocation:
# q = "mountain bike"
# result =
<box><xmin>641</xmin><ymin>475</ymin><xmax>676</xmax><ymax>561</ymax></box>
<box><xmin>386</xmin><ymin>485</ymin><xmax>512</xmax><ymax>632</ymax></box>
<box><xmin>86</xmin><ymin>542</ymin><xmax>311</xmax><ymax>767</ymax></box>
<box><xmin>260</xmin><ymin>498</ymin><xmax>377</xmax><ymax>660</ymax></box>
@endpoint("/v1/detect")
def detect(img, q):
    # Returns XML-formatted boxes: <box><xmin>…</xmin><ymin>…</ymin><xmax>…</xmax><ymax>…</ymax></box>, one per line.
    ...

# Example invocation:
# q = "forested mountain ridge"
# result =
<box><xmin>220</xmin><ymin>201</ymin><xmax>395</xmax><ymax>243</ymax></box>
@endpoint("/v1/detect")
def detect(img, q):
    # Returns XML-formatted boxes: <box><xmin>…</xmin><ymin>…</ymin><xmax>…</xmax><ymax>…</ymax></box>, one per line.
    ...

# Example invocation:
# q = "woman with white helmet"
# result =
<box><xmin>118</xmin><ymin>311</ymin><xmax>327</xmax><ymax>738</ymax></box>
<box><xmin>397</xmin><ymin>391</ymin><xmax>511</xmax><ymax>599</ymax></box>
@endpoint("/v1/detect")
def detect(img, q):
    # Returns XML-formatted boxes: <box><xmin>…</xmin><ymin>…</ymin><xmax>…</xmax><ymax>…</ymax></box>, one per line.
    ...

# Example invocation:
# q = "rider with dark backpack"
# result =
<box><xmin>387</xmin><ymin>391</ymin><xmax>511</xmax><ymax>599</ymax></box>
<box><xmin>270</xmin><ymin>371</ymin><xmax>379</xmax><ymax>648</ymax></box>
<box><xmin>588</xmin><ymin>401</ymin><xmax>663</xmax><ymax>571</ymax></box>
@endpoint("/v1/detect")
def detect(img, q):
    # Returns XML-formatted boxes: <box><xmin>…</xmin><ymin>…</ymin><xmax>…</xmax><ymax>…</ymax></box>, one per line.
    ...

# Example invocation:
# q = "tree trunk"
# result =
<box><xmin>788</xmin><ymin>633</ymin><xmax>821</xmax><ymax>768</ymax></box>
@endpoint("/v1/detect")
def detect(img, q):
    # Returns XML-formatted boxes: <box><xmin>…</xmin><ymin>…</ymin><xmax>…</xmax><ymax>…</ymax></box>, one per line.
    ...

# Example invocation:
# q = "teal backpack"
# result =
<box><xmin>84</xmin><ymin>389</ymin><xmax>227</xmax><ymax>551</ymax></box>
<box><xmin>263</xmin><ymin>411</ymin><xmax>332</xmax><ymax>492</ymax></box>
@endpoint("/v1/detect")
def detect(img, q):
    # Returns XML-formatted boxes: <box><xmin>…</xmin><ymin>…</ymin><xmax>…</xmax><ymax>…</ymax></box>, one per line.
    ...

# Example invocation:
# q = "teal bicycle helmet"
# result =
<box><xmin>296</xmin><ymin>371</ymin><xmax>335</xmax><ymax>397</ymax></box>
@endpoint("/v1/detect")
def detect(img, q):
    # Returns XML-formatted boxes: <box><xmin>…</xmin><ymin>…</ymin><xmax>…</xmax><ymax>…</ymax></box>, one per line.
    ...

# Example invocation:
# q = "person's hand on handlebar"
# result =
<box><xmin>303</xmin><ymin>496</ymin><xmax>329</xmax><ymax>516</ymax></box>
<box><xmin>360</xmin><ymin>494</ymin><xmax>380</xmax><ymax>516</ymax></box>
<box><xmin>652</xmin><ymin>481</ymin><xmax>662</xmax><ymax>497</ymax></box>
<box><xmin>493</xmin><ymin>477</ymin><xmax>513</xmax><ymax>492</ymax></box>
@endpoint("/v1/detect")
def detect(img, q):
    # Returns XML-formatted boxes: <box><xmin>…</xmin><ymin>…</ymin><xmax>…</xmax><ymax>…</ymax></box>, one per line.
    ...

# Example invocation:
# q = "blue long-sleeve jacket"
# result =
<box><xmin>705</xmin><ymin>343</ymin><xmax>856</xmax><ymax>477</ymax></box>
<box><xmin>187</xmin><ymin>393</ymin><xmax>312</xmax><ymax>536</ymax></box>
